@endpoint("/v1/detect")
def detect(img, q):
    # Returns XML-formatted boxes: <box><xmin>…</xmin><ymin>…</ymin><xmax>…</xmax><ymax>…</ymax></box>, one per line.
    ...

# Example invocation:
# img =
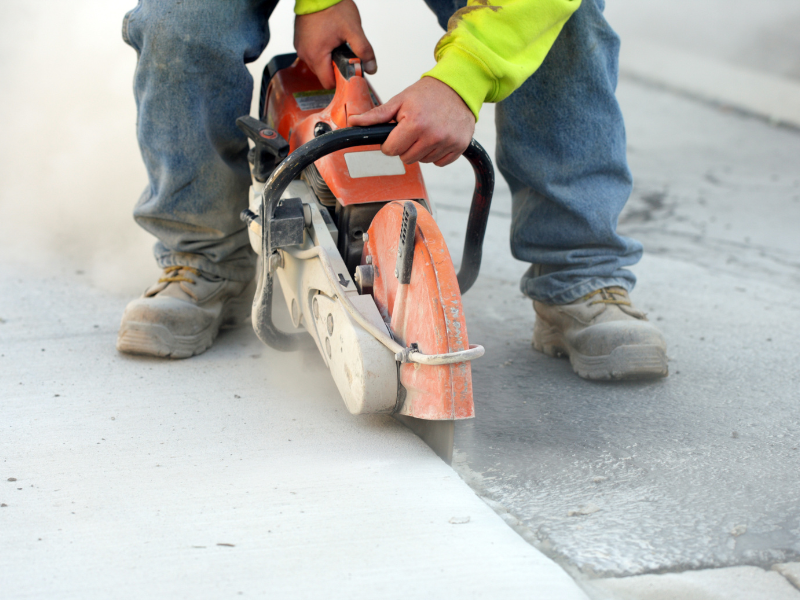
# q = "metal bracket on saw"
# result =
<box><xmin>236</xmin><ymin>115</ymin><xmax>290</xmax><ymax>183</ymax></box>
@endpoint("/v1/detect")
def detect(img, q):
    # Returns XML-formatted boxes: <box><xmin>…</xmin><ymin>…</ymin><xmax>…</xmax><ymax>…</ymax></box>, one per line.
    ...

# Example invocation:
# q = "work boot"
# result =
<box><xmin>116</xmin><ymin>266</ymin><xmax>255</xmax><ymax>359</ymax></box>
<box><xmin>532</xmin><ymin>287</ymin><xmax>668</xmax><ymax>380</ymax></box>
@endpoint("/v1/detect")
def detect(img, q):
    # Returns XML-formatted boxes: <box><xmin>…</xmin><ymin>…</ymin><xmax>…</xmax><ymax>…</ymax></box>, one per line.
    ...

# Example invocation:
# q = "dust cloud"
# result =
<box><xmin>1</xmin><ymin>2</ymin><xmax>151</xmax><ymax>295</ymax></box>
<box><xmin>0</xmin><ymin>1</ymin><xmax>445</xmax><ymax>299</ymax></box>
<box><xmin>0</xmin><ymin>1</ymin><xmax>282</xmax><ymax>296</ymax></box>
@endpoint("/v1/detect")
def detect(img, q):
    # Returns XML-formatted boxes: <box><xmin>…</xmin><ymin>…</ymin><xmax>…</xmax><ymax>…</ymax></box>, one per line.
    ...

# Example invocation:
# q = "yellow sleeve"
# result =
<box><xmin>294</xmin><ymin>0</ymin><xmax>343</xmax><ymax>15</ymax></box>
<box><xmin>423</xmin><ymin>0</ymin><xmax>581</xmax><ymax>119</ymax></box>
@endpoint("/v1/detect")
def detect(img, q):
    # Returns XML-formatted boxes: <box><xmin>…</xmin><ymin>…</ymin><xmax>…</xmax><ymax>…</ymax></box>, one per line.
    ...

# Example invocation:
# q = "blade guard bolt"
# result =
<box><xmin>268</xmin><ymin>251</ymin><xmax>284</xmax><ymax>273</ymax></box>
<box><xmin>354</xmin><ymin>265</ymin><xmax>375</xmax><ymax>293</ymax></box>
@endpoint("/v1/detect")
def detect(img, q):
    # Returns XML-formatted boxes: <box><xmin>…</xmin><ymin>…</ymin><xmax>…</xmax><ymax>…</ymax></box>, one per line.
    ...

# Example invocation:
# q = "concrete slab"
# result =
<box><xmin>774</xmin><ymin>563</ymin><xmax>800</xmax><ymax>590</ymax></box>
<box><xmin>584</xmin><ymin>566</ymin><xmax>800</xmax><ymax>600</ymax></box>
<box><xmin>0</xmin><ymin>261</ymin><xmax>588</xmax><ymax>599</ymax></box>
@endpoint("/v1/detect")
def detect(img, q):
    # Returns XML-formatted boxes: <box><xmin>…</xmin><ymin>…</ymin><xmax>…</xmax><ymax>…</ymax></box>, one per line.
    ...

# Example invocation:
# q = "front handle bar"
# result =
<box><xmin>252</xmin><ymin>124</ymin><xmax>494</xmax><ymax>351</ymax></box>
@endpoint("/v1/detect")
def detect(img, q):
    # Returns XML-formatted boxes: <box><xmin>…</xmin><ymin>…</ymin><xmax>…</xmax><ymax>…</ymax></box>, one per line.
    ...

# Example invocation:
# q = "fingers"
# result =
<box><xmin>381</xmin><ymin>123</ymin><xmax>418</xmax><ymax>162</ymax></box>
<box><xmin>399</xmin><ymin>142</ymin><xmax>434</xmax><ymax>165</ymax></box>
<box><xmin>382</xmin><ymin>116</ymin><xmax>470</xmax><ymax>165</ymax></box>
<box><xmin>397</xmin><ymin>137</ymin><xmax>463</xmax><ymax>165</ymax></box>
<box><xmin>313</xmin><ymin>55</ymin><xmax>335</xmax><ymax>89</ymax></box>
<box><xmin>418</xmin><ymin>146</ymin><xmax>453</xmax><ymax>166</ymax></box>
<box><xmin>348</xmin><ymin>100</ymin><xmax>399</xmax><ymax>127</ymax></box>
<box><xmin>347</xmin><ymin>31</ymin><xmax>377</xmax><ymax>75</ymax></box>
<box><xmin>293</xmin><ymin>0</ymin><xmax>376</xmax><ymax>89</ymax></box>
<box><xmin>433</xmin><ymin>152</ymin><xmax>459</xmax><ymax>167</ymax></box>
<box><xmin>294</xmin><ymin>30</ymin><xmax>336</xmax><ymax>88</ymax></box>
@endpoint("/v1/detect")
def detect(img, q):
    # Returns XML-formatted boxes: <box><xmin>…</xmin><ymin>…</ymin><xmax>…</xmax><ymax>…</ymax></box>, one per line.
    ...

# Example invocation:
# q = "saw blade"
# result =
<box><xmin>394</xmin><ymin>414</ymin><xmax>454</xmax><ymax>465</ymax></box>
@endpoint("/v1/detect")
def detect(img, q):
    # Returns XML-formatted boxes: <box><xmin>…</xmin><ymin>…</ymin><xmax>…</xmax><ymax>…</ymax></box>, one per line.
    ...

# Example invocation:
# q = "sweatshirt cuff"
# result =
<box><xmin>294</xmin><ymin>0</ymin><xmax>343</xmax><ymax>15</ymax></box>
<box><xmin>422</xmin><ymin>46</ymin><xmax>495</xmax><ymax>121</ymax></box>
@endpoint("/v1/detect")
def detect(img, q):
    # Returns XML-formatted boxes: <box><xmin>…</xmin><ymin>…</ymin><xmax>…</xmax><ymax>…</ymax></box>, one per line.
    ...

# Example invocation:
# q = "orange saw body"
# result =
<box><xmin>238</xmin><ymin>46</ymin><xmax>493</xmax><ymax>461</ymax></box>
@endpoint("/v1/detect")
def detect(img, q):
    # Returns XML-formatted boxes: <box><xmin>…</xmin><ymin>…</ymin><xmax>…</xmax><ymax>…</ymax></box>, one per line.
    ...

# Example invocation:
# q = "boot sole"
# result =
<box><xmin>533</xmin><ymin>322</ymin><xmax>668</xmax><ymax>381</ymax></box>
<box><xmin>116</xmin><ymin>322</ymin><xmax>215</xmax><ymax>359</ymax></box>
<box><xmin>570</xmin><ymin>344</ymin><xmax>668</xmax><ymax>380</ymax></box>
<box><xmin>116</xmin><ymin>287</ymin><xmax>253</xmax><ymax>359</ymax></box>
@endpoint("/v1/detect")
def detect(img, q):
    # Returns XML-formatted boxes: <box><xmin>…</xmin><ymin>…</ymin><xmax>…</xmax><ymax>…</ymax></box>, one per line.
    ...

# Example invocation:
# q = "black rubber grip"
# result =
<box><xmin>331</xmin><ymin>44</ymin><xmax>359</xmax><ymax>79</ymax></box>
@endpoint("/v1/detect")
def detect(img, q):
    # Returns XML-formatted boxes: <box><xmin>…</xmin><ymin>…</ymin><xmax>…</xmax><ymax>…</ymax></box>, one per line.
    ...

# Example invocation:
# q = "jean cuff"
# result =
<box><xmin>521</xmin><ymin>271</ymin><xmax>635</xmax><ymax>305</ymax></box>
<box><xmin>156</xmin><ymin>251</ymin><xmax>256</xmax><ymax>283</ymax></box>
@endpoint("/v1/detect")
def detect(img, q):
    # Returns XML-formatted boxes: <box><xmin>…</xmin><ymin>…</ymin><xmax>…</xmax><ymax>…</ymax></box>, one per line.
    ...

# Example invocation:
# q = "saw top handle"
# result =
<box><xmin>331</xmin><ymin>44</ymin><xmax>360</xmax><ymax>80</ymax></box>
<box><xmin>258</xmin><ymin>123</ymin><xmax>494</xmax><ymax>293</ymax></box>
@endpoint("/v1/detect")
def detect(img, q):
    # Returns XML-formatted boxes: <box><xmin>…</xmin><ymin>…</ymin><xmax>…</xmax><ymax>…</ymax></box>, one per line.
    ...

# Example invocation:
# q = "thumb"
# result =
<box><xmin>347</xmin><ymin>29</ymin><xmax>377</xmax><ymax>75</ymax></box>
<box><xmin>348</xmin><ymin>99</ymin><xmax>400</xmax><ymax>127</ymax></box>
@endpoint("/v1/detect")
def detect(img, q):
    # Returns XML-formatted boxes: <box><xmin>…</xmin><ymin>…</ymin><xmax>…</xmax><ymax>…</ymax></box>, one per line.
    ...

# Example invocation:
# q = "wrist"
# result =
<box><xmin>294</xmin><ymin>0</ymin><xmax>344</xmax><ymax>16</ymax></box>
<box><xmin>422</xmin><ymin>47</ymin><xmax>495</xmax><ymax>121</ymax></box>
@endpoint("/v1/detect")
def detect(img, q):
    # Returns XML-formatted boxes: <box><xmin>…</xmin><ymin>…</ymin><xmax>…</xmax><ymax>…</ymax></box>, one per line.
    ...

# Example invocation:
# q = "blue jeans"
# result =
<box><xmin>124</xmin><ymin>0</ymin><xmax>642</xmax><ymax>302</ymax></box>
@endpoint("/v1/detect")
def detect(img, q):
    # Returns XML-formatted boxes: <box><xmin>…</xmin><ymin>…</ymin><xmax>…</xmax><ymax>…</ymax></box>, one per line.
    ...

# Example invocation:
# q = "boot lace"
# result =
<box><xmin>583</xmin><ymin>287</ymin><xmax>631</xmax><ymax>306</ymax></box>
<box><xmin>158</xmin><ymin>266</ymin><xmax>199</xmax><ymax>285</ymax></box>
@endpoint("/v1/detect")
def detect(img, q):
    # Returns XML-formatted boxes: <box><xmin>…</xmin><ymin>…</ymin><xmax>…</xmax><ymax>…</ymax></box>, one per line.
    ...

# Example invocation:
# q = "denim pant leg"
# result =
<box><xmin>123</xmin><ymin>0</ymin><xmax>278</xmax><ymax>282</ymax></box>
<box><xmin>423</xmin><ymin>0</ymin><xmax>642</xmax><ymax>305</ymax></box>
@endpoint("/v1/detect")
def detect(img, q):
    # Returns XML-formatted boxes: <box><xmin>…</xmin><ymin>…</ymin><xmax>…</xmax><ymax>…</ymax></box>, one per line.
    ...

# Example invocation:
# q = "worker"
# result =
<box><xmin>118</xmin><ymin>0</ymin><xmax>668</xmax><ymax>380</ymax></box>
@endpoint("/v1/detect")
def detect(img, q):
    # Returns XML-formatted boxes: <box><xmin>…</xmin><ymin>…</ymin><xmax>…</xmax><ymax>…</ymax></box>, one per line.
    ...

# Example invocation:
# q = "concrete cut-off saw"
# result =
<box><xmin>238</xmin><ymin>45</ymin><xmax>494</xmax><ymax>463</ymax></box>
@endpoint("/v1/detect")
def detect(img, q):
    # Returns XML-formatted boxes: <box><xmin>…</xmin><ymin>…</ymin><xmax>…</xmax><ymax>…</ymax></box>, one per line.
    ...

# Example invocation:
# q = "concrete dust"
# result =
<box><xmin>0</xmin><ymin>1</ymin><xmax>470</xmax><ymax>416</ymax></box>
<box><xmin>0</xmin><ymin>1</ymin><xmax>446</xmax><ymax>299</ymax></box>
<box><xmin>0</xmin><ymin>2</ymin><xmax>468</xmax><ymax>456</ymax></box>
<box><xmin>0</xmin><ymin>2</ymin><xmax>149</xmax><ymax>295</ymax></box>
<box><xmin>0</xmin><ymin>2</ymin><xmax>294</xmax><ymax>297</ymax></box>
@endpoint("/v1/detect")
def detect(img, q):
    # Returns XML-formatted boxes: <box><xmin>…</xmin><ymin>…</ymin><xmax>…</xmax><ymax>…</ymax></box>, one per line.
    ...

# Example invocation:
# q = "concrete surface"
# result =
<box><xmin>0</xmin><ymin>260</ymin><xmax>588</xmax><ymax>600</ymax></box>
<box><xmin>3</xmin><ymin>1</ymin><xmax>800</xmax><ymax>599</ymax></box>
<box><xmin>584</xmin><ymin>566</ymin><xmax>800</xmax><ymax>600</ymax></box>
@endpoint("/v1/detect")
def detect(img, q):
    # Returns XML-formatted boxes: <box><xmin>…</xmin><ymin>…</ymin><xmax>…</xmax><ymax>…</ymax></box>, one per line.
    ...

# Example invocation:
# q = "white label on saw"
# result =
<box><xmin>293</xmin><ymin>90</ymin><xmax>335</xmax><ymax>111</ymax></box>
<box><xmin>344</xmin><ymin>151</ymin><xmax>406</xmax><ymax>179</ymax></box>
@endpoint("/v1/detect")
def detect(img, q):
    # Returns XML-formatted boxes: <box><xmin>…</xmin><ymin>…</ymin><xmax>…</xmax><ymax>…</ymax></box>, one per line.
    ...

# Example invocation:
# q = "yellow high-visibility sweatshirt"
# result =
<box><xmin>294</xmin><ymin>0</ymin><xmax>581</xmax><ymax>119</ymax></box>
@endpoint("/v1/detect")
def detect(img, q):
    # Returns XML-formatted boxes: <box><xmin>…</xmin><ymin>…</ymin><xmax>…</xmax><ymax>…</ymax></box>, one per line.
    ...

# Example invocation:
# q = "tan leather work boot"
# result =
<box><xmin>116</xmin><ymin>266</ymin><xmax>255</xmax><ymax>359</ymax></box>
<box><xmin>532</xmin><ymin>287</ymin><xmax>668</xmax><ymax>380</ymax></box>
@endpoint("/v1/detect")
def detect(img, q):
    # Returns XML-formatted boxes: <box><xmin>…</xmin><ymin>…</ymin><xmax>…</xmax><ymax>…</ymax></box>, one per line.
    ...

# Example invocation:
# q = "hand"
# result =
<box><xmin>348</xmin><ymin>77</ymin><xmax>476</xmax><ymax>167</ymax></box>
<box><xmin>294</xmin><ymin>0</ymin><xmax>377</xmax><ymax>90</ymax></box>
